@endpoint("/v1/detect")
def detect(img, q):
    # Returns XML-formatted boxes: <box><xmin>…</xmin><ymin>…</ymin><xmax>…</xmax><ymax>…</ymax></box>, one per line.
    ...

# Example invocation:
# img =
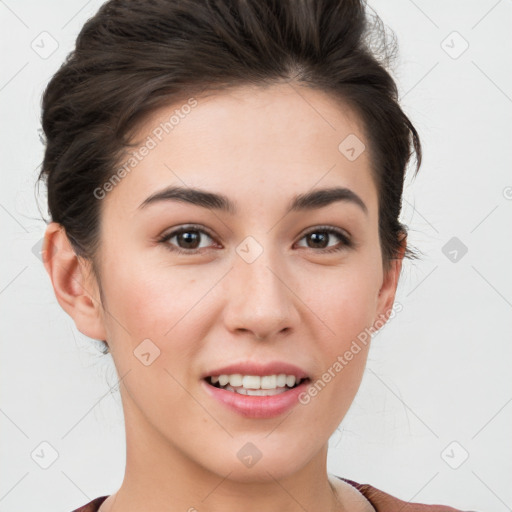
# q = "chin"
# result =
<box><xmin>194</xmin><ymin>436</ymin><xmax>317</xmax><ymax>483</ymax></box>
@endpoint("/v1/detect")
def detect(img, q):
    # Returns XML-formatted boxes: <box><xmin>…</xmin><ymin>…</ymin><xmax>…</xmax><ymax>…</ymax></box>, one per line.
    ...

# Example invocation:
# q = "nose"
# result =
<box><xmin>222</xmin><ymin>246</ymin><xmax>300</xmax><ymax>340</ymax></box>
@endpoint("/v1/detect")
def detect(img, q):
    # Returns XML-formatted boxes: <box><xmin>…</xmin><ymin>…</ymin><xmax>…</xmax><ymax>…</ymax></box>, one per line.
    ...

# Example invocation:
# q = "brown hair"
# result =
<box><xmin>38</xmin><ymin>0</ymin><xmax>421</xmax><ymax>292</ymax></box>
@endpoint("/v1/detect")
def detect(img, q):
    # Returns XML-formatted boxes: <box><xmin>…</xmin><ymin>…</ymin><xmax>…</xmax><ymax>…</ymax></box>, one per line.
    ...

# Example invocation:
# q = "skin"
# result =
<box><xmin>43</xmin><ymin>82</ymin><xmax>405</xmax><ymax>512</ymax></box>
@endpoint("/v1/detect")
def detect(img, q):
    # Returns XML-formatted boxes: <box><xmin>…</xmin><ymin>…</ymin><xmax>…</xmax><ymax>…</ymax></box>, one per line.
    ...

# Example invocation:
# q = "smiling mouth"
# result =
<box><xmin>205</xmin><ymin>374</ymin><xmax>310</xmax><ymax>396</ymax></box>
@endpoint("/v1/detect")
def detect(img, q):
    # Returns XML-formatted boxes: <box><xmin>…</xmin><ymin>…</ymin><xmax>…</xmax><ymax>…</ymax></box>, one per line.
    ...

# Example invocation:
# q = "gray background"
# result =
<box><xmin>1</xmin><ymin>1</ymin><xmax>511</xmax><ymax>511</ymax></box>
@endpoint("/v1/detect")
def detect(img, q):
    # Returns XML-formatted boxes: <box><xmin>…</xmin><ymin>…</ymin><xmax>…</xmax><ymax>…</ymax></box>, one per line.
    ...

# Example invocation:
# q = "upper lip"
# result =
<box><xmin>202</xmin><ymin>361</ymin><xmax>309</xmax><ymax>381</ymax></box>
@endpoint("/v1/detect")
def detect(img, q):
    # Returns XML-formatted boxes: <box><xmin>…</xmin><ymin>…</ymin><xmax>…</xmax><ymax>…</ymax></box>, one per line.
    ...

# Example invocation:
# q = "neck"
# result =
<box><xmin>99</xmin><ymin>390</ymin><xmax>354</xmax><ymax>512</ymax></box>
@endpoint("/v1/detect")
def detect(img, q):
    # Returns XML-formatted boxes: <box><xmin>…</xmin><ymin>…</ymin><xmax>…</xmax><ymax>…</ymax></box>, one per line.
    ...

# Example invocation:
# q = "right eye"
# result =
<box><xmin>156</xmin><ymin>225</ymin><xmax>219</xmax><ymax>254</ymax></box>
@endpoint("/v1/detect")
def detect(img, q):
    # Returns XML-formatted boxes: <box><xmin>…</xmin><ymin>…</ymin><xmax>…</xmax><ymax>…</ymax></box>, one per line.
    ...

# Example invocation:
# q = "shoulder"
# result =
<box><xmin>337</xmin><ymin>476</ymin><xmax>474</xmax><ymax>512</ymax></box>
<box><xmin>69</xmin><ymin>495</ymin><xmax>108</xmax><ymax>512</ymax></box>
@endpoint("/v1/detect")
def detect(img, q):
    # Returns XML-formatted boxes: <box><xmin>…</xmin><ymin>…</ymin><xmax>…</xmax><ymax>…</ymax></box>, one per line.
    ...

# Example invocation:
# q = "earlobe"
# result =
<box><xmin>42</xmin><ymin>222</ymin><xmax>107</xmax><ymax>341</ymax></box>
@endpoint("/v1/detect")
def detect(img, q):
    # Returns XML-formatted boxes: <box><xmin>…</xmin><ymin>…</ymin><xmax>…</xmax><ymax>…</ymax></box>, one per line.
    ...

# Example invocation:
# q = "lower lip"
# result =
<box><xmin>201</xmin><ymin>379</ymin><xmax>310</xmax><ymax>419</ymax></box>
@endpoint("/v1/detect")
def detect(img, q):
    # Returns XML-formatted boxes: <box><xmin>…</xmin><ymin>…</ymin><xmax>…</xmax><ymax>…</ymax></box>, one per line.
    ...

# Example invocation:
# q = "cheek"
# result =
<box><xmin>100</xmin><ymin>257</ymin><xmax>212</xmax><ymax>421</ymax></box>
<box><xmin>304</xmin><ymin>261</ymin><xmax>380</xmax><ymax>345</ymax></box>
<box><xmin>295</xmin><ymin>264</ymin><xmax>378</xmax><ymax>419</ymax></box>
<box><xmin>100</xmin><ymin>248</ymin><xmax>211</xmax><ymax>364</ymax></box>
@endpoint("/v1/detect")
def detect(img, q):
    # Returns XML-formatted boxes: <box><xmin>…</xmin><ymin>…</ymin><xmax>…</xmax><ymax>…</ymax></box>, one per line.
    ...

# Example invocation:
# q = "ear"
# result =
<box><xmin>372</xmin><ymin>233</ymin><xmax>406</xmax><ymax>331</ymax></box>
<box><xmin>42</xmin><ymin>222</ymin><xmax>107</xmax><ymax>341</ymax></box>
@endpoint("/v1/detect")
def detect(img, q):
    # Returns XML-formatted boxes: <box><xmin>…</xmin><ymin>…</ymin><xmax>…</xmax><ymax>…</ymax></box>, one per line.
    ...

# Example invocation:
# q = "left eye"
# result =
<box><xmin>295</xmin><ymin>227</ymin><xmax>351</xmax><ymax>253</ymax></box>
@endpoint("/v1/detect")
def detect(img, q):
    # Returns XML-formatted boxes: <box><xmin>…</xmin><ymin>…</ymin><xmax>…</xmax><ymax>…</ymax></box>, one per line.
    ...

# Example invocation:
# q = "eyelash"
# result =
<box><xmin>156</xmin><ymin>224</ymin><xmax>353</xmax><ymax>255</ymax></box>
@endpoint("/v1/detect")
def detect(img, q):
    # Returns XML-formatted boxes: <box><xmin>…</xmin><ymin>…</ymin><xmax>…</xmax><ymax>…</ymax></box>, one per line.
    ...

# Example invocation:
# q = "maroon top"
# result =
<box><xmin>70</xmin><ymin>476</ymin><xmax>471</xmax><ymax>511</ymax></box>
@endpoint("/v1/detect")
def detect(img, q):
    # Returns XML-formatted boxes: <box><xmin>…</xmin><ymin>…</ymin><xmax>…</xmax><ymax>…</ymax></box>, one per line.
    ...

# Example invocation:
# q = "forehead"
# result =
<box><xmin>106</xmin><ymin>83</ymin><xmax>377</xmax><ymax>216</ymax></box>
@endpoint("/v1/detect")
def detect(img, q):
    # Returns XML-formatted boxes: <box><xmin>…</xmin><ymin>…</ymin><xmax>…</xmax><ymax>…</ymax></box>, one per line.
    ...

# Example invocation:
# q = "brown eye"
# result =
<box><xmin>175</xmin><ymin>230</ymin><xmax>202</xmax><ymax>249</ymax></box>
<box><xmin>306</xmin><ymin>232</ymin><xmax>329</xmax><ymax>249</ymax></box>
<box><xmin>297</xmin><ymin>227</ymin><xmax>352</xmax><ymax>253</ymax></box>
<box><xmin>157</xmin><ymin>225</ymin><xmax>217</xmax><ymax>254</ymax></box>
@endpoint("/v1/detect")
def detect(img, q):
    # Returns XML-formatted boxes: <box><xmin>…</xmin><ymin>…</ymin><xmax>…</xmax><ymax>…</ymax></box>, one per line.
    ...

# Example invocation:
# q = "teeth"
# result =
<box><xmin>242</xmin><ymin>375</ymin><xmax>260</xmax><ymax>389</ymax></box>
<box><xmin>208</xmin><ymin>373</ymin><xmax>303</xmax><ymax>390</ymax></box>
<box><xmin>286</xmin><ymin>375</ymin><xmax>296</xmax><ymax>387</ymax></box>
<box><xmin>261</xmin><ymin>375</ymin><xmax>276</xmax><ymax>389</ymax></box>
<box><xmin>229</xmin><ymin>374</ymin><xmax>243</xmax><ymax>387</ymax></box>
<box><xmin>276</xmin><ymin>374</ymin><xmax>287</xmax><ymax>387</ymax></box>
<box><xmin>224</xmin><ymin>384</ymin><xmax>289</xmax><ymax>396</ymax></box>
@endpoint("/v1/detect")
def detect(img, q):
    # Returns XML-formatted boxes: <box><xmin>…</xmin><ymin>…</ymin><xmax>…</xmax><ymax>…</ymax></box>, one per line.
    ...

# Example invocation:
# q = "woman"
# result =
<box><xmin>39</xmin><ymin>0</ymin><xmax>469</xmax><ymax>510</ymax></box>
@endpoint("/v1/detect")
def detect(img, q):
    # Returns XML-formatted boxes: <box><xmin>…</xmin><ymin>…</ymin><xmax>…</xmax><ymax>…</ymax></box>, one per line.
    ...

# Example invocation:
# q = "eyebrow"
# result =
<box><xmin>138</xmin><ymin>185</ymin><xmax>368</xmax><ymax>216</ymax></box>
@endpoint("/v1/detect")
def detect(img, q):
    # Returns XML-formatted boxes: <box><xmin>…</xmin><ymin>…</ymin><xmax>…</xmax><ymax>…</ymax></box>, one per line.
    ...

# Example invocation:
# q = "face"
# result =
<box><xmin>81</xmin><ymin>83</ymin><xmax>400</xmax><ymax>482</ymax></box>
